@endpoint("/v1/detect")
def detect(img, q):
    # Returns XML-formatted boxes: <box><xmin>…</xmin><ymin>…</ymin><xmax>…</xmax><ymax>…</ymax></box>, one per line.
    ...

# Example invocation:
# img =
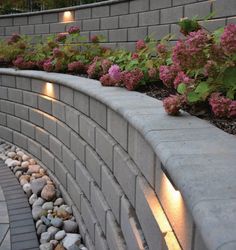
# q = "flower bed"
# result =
<box><xmin>0</xmin><ymin>19</ymin><xmax>235</xmax><ymax>134</ymax></box>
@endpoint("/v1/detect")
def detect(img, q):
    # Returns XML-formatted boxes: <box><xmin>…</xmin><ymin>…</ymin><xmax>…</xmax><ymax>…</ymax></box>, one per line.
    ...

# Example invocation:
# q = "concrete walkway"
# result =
<box><xmin>0</xmin><ymin>160</ymin><xmax>39</xmax><ymax>250</ymax></box>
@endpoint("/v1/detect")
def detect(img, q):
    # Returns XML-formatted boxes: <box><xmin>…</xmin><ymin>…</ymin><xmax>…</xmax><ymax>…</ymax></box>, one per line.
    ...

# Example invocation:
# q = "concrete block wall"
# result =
<box><xmin>0</xmin><ymin>0</ymin><xmax>235</xmax><ymax>50</ymax></box>
<box><xmin>0</xmin><ymin>69</ymin><xmax>236</xmax><ymax>250</ymax></box>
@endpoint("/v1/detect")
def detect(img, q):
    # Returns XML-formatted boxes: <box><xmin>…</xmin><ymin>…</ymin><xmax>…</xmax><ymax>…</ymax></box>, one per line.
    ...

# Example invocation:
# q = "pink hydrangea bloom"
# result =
<box><xmin>204</xmin><ymin>60</ymin><xmax>218</xmax><ymax>77</ymax></box>
<box><xmin>101</xmin><ymin>59</ymin><xmax>112</xmax><ymax>74</ymax></box>
<box><xmin>53</xmin><ymin>48</ymin><xmax>63</xmax><ymax>58</ymax></box>
<box><xmin>122</xmin><ymin>69</ymin><xmax>144</xmax><ymax>91</ymax></box>
<box><xmin>221</xmin><ymin>23</ymin><xmax>236</xmax><ymax>55</ymax></box>
<box><xmin>163</xmin><ymin>95</ymin><xmax>185</xmax><ymax>115</ymax></box>
<box><xmin>172</xmin><ymin>29</ymin><xmax>209</xmax><ymax>70</ymax></box>
<box><xmin>157</xmin><ymin>44</ymin><xmax>167</xmax><ymax>55</ymax></box>
<box><xmin>136</xmin><ymin>40</ymin><xmax>146</xmax><ymax>51</ymax></box>
<box><xmin>159</xmin><ymin>65</ymin><xmax>180</xmax><ymax>88</ymax></box>
<box><xmin>229</xmin><ymin>101</ymin><xmax>236</xmax><ymax>118</ymax></box>
<box><xmin>148</xmin><ymin>68</ymin><xmax>158</xmax><ymax>79</ymax></box>
<box><xmin>131</xmin><ymin>53</ymin><xmax>139</xmax><ymax>60</ymax></box>
<box><xmin>7</xmin><ymin>33</ymin><xmax>21</xmax><ymax>44</ymax></box>
<box><xmin>13</xmin><ymin>57</ymin><xmax>36</xmax><ymax>69</ymax></box>
<box><xmin>173</xmin><ymin>71</ymin><xmax>194</xmax><ymax>88</ymax></box>
<box><xmin>209</xmin><ymin>93</ymin><xmax>232</xmax><ymax>118</ymax></box>
<box><xmin>43</xmin><ymin>59</ymin><xmax>54</xmax><ymax>72</ymax></box>
<box><xmin>100</xmin><ymin>74</ymin><xmax>118</xmax><ymax>87</ymax></box>
<box><xmin>108</xmin><ymin>65</ymin><xmax>121</xmax><ymax>81</ymax></box>
<box><xmin>68</xmin><ymin>61</ymin><xmax>85</xmax><ymax>74</ymax></box>
<box><xmin>91</xmin><ymin>35</ymin><xmax>99</xmax><ymax>43</ymax></box>
<box><xmin>68</xmin><ymin>26</ymin><xmax>80</xmax><ymax>34</ymax></box>
<box><xmin>56</xmin><ymin>33</ymin><xmax>67</xmax><ymax>42</ymax></box>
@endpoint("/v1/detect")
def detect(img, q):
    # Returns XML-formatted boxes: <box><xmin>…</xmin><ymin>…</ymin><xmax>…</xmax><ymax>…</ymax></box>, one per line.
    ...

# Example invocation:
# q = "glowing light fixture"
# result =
<box><xmin>44</xmin><ymin>82</ymin><xmax>55</xmax><ymax>98</ymax></box>
<box><xmin>63</xmin><ymin>11</ymin><xmax>74</xmax><ymax>23</ymax></box>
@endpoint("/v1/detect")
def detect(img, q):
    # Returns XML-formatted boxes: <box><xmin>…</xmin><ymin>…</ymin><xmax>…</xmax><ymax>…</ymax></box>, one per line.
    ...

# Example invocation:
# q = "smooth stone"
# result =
<box><xmin>7</xmin><ymin>152</ymin><xmax>16</xmax><ymax>158</ymax></box>
<box><xmin>40</xmin><ymin>243</ymin><xmax>53</xmax><ymax>250</ymax></box>
<box><xmin>14</xmin><ymin>166</ymin><xmax>28</xmax><ymax>173</ymax></box>
<box><xmin>65</xmin><ymin>207</ymin><xmax>72</xmax><ymax>215</ymax></box>
<box><xmin>22</xmin><ymin>154</ymin><xmax>30</xmax><ymax>161</ymax></box>
<box><xmin>51</xmin><ymin>218</ymin><xmax>63</xmax><ymax>228</ymax></box>
<box><xmin>41</xmin><ymin>216</ymin><xmax>51</xmax><ymax>226</ymax></box>
<box><xmin>15</xmin><ymin>171</ymin><xmax>22</xmax><ymax>178</ymax></box>
<box><xmin>37</xmin><ymin>224</ymin><xmax>48</xmax><ymax>236</ymax></box>
<box><xmin>23</xmin><ymin>183</ymin><xmax>32</xmax><ymax>197</ymax></box>
<box><xmin>19</xmin><ymin>175</ymin><xmax>30</xmax><ymax>182</ymax></box>
<box><xmin>8</xmin><ymin>160</ymin><xmax>21</xmax><ymax>167</ymax></box>
<box><xmin>27</xmin><ymin>164</ymin><xmax>41</xmax><ymax>174</ymax></box>
<box><xmin>20</xmin><ymin>178</ymin><xmax>28</xmax><ymax>186</ymax></box>
<box><xmin>63</xmin><ymin>220</ymin><xmax>77</xmax><ymax>233</ymax></box>
<box><xmin>42</xmin><ymin>175</ymin><xmax>51</xmax><ymax>182</ymax></box>
<box><xmin>54</xmin><ymin>230</ymin><xmax>66</xmax><ymax>241</ymax></box>
<box><xmin>16</xmin><ymin>151</ymin><xmax>24</xmax><ymax>157</ymax></box>
<box><xmin>55</xmin><ymin>244</ymin><xmax>65</xmax><ymax>250</ymax></box>
<box><xmin>42</xmin><ymin>202</ymin><xmax>54</xmax><ymax>210</ymax></box>
<box><xmin>5</xmin><ymin>158</ymin><xmax>13</xmax><ymax>166</ymax></box>
<box><xmin>41</xmin><ymin>184</ymin><xmax>56</xmax><ymax>201</ymax></box>
<box><xmin>21</xmin><ymin>161</ymin><xmax>29</xmax><ymax>168</ymax></box>
<box><xmin>47</xmin><ymin>214</ymin><xmax>54</xmax><ymax>221</ymax></box>
<box><xmin>31</xmin><ymin>178</ymin><xmax>47</xmax><ymax>195</ymax></box>
<box><xmin>36</xmin><ymin>219</ymin><xmax>43</xmax><ymax>229</ymax></box>
<box><xmin>47</xmin><ymin>226</ymin><xmax>60</xmax><ymax>238</ymax></box>
<box><xmin>40</xmin><ymin>232</ymin><xmax>52</xmax><ymax>244</ymax></box>
<box><xmin>29</xmin><ymin>193</ymin><xmax>38</xmax><ymax>205</ymax></box>
<box><xmin>54</xmin><ymin>198</ymin><xmax>64</xmax><ymax>206</ymax></box>
<box><xmin>79</xmin><ymin>245</ymin><xmax>87</xmax><ymax>250</ymax></box>
<box><xmin>29</xmin><ymin>158</ymin><xmax>37</xmax><ymax>165</ymax></box>
<box><xmin>33</xmin><ymin>197</ymin><xmax>45</xmax><ymax>207</ymax></box>
<box><xmin>50</xmin><ymin>240</ymin><xmax>58</xmax><ymax>246</ymax></box>
<box><xmin>32</xmin><ymin>206</ymin><xmax>46</xmax><ymax>221</ymax></box>
<box><xmin>62</xmin><ymin>234</ymin><xmax>81</xmax><ymax>250</ymax></box>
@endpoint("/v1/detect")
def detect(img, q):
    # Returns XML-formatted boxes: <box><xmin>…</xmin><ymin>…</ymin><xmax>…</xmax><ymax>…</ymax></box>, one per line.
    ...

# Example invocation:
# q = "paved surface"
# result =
<box><xmin>0</xmin><ymin>160</ymin><xmax>39</xmax><ymax>250</ymax></box>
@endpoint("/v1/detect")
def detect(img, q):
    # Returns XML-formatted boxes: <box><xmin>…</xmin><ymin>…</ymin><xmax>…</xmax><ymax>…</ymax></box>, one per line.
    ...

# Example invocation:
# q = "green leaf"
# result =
<box><xmin>222</xmin><ymin>67</ymin><xmax>236</xmax><ymax>85</ymax></box>
<box><xmin>187</xmin><ymin>92</ymin><xmax>201</xmax><ymax>103</ymax></box>
<box><xmin>194</xmin><ymin>81</ymin><xmax>210</xmax><ymax>100</ymax></box>
<box><xmin>177</xmin><ymin>83</ymin><xmax>187</xmax><ymax>94</ymax></box>
<box><xmin>212</xmin><ymin>27</ymin><xmax>224</xmax><ymax>44</ymax></box>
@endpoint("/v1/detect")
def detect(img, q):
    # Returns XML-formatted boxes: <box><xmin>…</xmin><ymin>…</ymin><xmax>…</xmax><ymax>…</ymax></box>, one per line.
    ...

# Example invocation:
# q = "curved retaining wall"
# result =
<box><xmin>0</xmin><ymin>69</ymin><xmax>236</xmax><ymax>250</ymax></box>
<box><xmin>0</xmin><ymin>0</ymin><xmax>236</xmax><ymax>50</ymax></box>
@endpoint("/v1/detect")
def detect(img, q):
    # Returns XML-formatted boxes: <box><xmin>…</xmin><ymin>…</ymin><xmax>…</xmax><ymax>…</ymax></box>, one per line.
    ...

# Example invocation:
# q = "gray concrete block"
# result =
<box><xmin>109</xmin><ymin>29</ymin><xmax>127</xmax><ymax>42</ymax></box>
<box><xmin>70</xmin><ymin>131</ymin><xmax>86</xmax><ymax>164</ymax></box>
<box><xmin>31</xmin><ymin>79</ymin><xmax>45</xmax><ymax>94</ymax></box>
<box><xmin>193</xmin><ymin>228</ymin><xmax>208</xmax><ymax>250</ymax></box>
<box><xmin>95</xmin><ymin>127</ymin><xmax>116</xmax><ymax>170</ymax></box>
<box><xmin>38</xmin><ymin>95</ymin><xmax>52</xmax><ymax>114</ymax></box>
<box><xmin>35</xmin><ymin>127</ymin><xmax>49</xmax><ymax>148</ymax></box>
<box><xmin>106</xmin><ymin>211</ymin><xmax>126</xmax><ymax>250</ymax></box>
<box><xmin>128</xmin><ymin>125</ymin><xmax>155</xmax><ymax>187</ymax></box>
<box><xmin>75</xmin><ymin>8</ymin><xmax>91</xmax><ymax>20</ymax></box>
<box><xmin>139</xmin><ymin>10</ymin><xmax>160</xmax><ymax>26</ymax></box>
<box><xmin>85</xmin><ymin>146</ymin><xmax>102</xmax><ymax>187</ymax></box>
<box><xmin>90</xmin><ymin>98</ymin><xmax>107</xmax><ymax>129</ymax></box>
<box><xmin>136</xmin><ymin>176</ymin><xmax>163</xmax><ymax>250</ymax></box>
<box><xmin>74</xmin><ymin>91</ymin><xmax>89</xmax><ymax>116</ymax></box>
<box><xmin>101</xmin><ymin>16</ymin><xmax>118</xmax><ymax>30</ymax></box>
<box><xmin>185</xmin><ymin>1</ymin><xmax>212</xmax><ymax>19</ymax></box>
<box><xmin>92</xmin><ymin>5</ymin><xmax>109</xmax><ymax>18</ymax></box>
<box><xmin>227</xmin><ymin>16</ymin><xmax>236</xmax><ymax>24</ymax></box>
<box><xmin>85</xmin><ymin>233</ymin><xmax>95</xmax><ymax>250</ymax></box>
<box><xmin>2</xmin><ymin>75</ymin><xmax>15</xmax><ymax>88</ymax></box>
<box><xmin>23</xmin><ymin>92</ymin><xmax>38</xmax><ymax>108</ymax></box>
<box><xmin>28</xmin><ymin>138</ymin><xmax>41</xmax><ymax>159</ymax></box>
<box><xmin>13</xmin><ymin>131</ymin><xmax>27</xmax><ymax>150</ymax></box>
<box><xmin>81</xmin><ymin>195</ymin><xmax>97</xmax><ymax>242</ymax></box>
<box><xmin>170</xmin><ymin>24</ymin><xmax>185</xmax><ymax>40</ymax></box>
<box><xmin>44</xmin><ymin>113</ymin><xmax>57</xmax><ymax>136</ymax></box>
<box><xmin>213</xmin><ymin>0</ymin><xmax>236</xmax><ymax>18</ymax></box>
<box><xmin>79</xmin><ymin>115</ymin><xmax>96</xmax><ymax>148</ymax></box>
<box><xmin>65</xmin><ymin>106</ymin><xmax>79</xmax><ymax>133</ymax></box>
<box><xmin>62</xmin><ymin>146</ymin><xmax>76</xmax><ymax>176</ymax></box>
<box><xmin>83</xmin><ymin>19</ymin><xmax>100</xmax><ymax>31</ymax></box>
<box><xmin>76</xmin><ymin>160</ymin><xmax>92</xmax><ymax>199</ymax></box>
<box><xmin>129</xmin><ymin>0</ymin><xmax>149</xmax><ymax>13</ymax></box>
<box><xmin>52</xmin><ymin>100</ymin><xmax>65</xmax><ymax>122</ymax></box>
<box><xmin>49</xmin><ymin>135</ymin><xmax>62</xmax><ymax>161</ymax></box>
<box><xmin>114</xmin><ymin>146</ymin><xmax>138</xmax><ymax>207</ymax></box>
<box><xmin>57</xmin><ymin>121</ymin><xmax>70</xmax><ymax>148</ymax></box>
<box><xmin>16</xmin><ymin>77</ymin><xmax>31</xmax><ymax>91</ymax></box>
<box><xmin>60</xmin><ymin>86</ymin><xmax>73</xmax><ymax>106</ymax></box>
<box><xmin>29</xmin><ymin>15</ymin><xmax>42</xmax><ymax>24</ymax></box>
<box><xmin>13</xmin><ymin>16</ymin><xmax>27</xmax><ymax>25</ymax></box>
<box><xmin>91</xmin><ymin>182</ymin><xmax>110</xmax><ymax>233</ymax></box>
<box><xmin>161</xmin><ymin>6</ymin><xmax>183</xmax><ymax>24</ymax></box>
<box><xmin>0</xmin><ymin>126</ymin><xmax>13</xmax><ymax>142</ymax></box>
<box><xmin>14</xmin><ymin>103</ymin><xmax>29</xmax><ymax>121</ymax></box>
<box><xmin>50</xmin><ymin>23</ymin><xmax>66</xmax><ymax>33</ymax></box>
<box><xmin>0</xmin><ymin>86</ymin><xmax>7</xmax><ymax>99</ymax></box>
<box><xmin>148</xmin><ymin>24</ymin><xmax>170</xmax><ymax>40</ymax></box>
<box><xmin>20</xmin><ymin>25</ymin><xmax>34</xmax><ymax>35</ymax></box>
<box><xmin>101</xmin><ymin>166</ymin><xmax>123</xmax><ymax>223</ymax></box>
<box><xmin>41</xmin><ymin>148</ymin><xmax>54</xmax><ymax>172</ymax></box>
<box><xmin>0</xmin><ymin>18</ymin><xmax>12</xmax><ymax>27</ymax></box>
<box><xmin>0</xmin><ymin>112</ymin><xmax>6</xmax><ymax>126</ymax></box>
<box><xmin>35</xmin><ymin>24</ymin><xmax>49</xmax><ymax>34</ymax></box>
<box><xmin>150</xmin><ymin>0</ymin><xmax>172</xmax><ymax>9</ymax></box>
<box><xmin>29</xmin><ymin>109</ymin><xmax>44</xmax><ymax>127</ymax></box>
<box><xmin>120</xmin><ymin>196</ymin><xmax>146</xmax><ymax>250</ymax></box>
<box><xmin>173</xmin><ymin>0</ymin><xmax>197</xmax><ymax>5</ymax></box>
<box><xmin>43</xmin><ymin>13</ymin><xmax>58</xmax><ymax>23</ymax></box>
<box><xmin>107</xmin><ymin>109</ymin><xmax>127</xmax><ymax>150</ymax></box>
<box><xmin>55</xmin><ymin>158</ymin><xmax>67</xmax><ymax>189</ymax></box>
<box><xmin>67</xmin><ymin>173</ymin><xmax>82</xmax><ymax>210</ymax></box>
<box><xmin>5</xmin><ymin>26</ymin><xmax>20</xmax><ymax>36</ymax></box>
<box><xmin>111</xmin><ymin>2</ymin><xmax>129</xmax><ymax>16</ymax></box>
<box><xmin>128</xmin><ymin>27</ymin><xmax>147</xmax><ymax>41</ymax></box>
<box><xmin>119</xmin><ymin>14</ymin><xmax>138</xmax><ymax>28</ymax></box>
<box><xmin>95</xmin><ymin>224</ymin><xmax>109</xmax><ymax>250</ymax></box>
<box><xmin>7</xmin><ymin>115</ymin><xmax>21</xmax><ymax>132</ymax></box>
<box><xmin>0</xmin><ymin>100</ymin><xmax>14</xmax><ymax>115</ymax></box>
<box><xmin>199</xmin><ymin>19</ymin><xmax>226</xmax><ymax>32</ymax></box>
<box><xmin>21</xmin><ymin>120</ymin><xmax>35</xmax><ymax>139</ymax></box>
<box><xmin>90</xmin><ymin>30</ymin><xmax>108</xmax><ymax>40</ymax></box>
<box><xmin>0</xmin><ymin>27</ymin><xmax>4</xmax><ymax>36</ymax></box>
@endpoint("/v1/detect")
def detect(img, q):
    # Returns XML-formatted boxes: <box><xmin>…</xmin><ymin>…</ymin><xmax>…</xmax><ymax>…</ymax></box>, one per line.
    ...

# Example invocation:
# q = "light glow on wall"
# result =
<box><xmin>63</xmin><ymin>11</ymin><xmax>74</xmax><ymax>23</ymax></box>
<box><xmin>44</xmin><ymin>82</ymin><xmax>55</xmax><ymax>98</ymax></box>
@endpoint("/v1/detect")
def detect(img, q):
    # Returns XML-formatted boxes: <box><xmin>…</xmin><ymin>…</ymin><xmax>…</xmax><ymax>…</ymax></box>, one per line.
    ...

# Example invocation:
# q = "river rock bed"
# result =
<box><xmin>0</xmin><ymin>141</ymin><xmax>87</xmax><ymax>250</ymax></box>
